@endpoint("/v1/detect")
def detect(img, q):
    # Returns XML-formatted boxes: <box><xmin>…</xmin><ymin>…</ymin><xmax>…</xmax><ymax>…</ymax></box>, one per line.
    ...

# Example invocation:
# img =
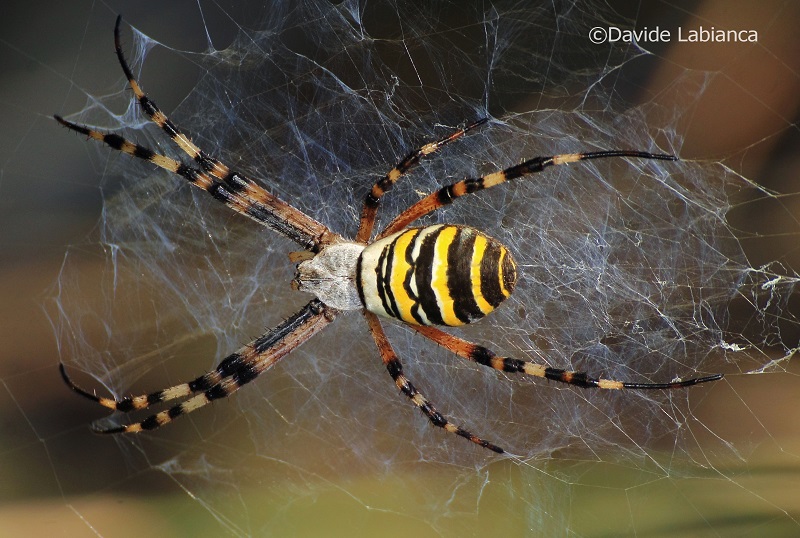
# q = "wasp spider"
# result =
<box><xmin>57</xmin><ymin>16</ymin><xmax>722</xmax><ymax>454</ymax></box>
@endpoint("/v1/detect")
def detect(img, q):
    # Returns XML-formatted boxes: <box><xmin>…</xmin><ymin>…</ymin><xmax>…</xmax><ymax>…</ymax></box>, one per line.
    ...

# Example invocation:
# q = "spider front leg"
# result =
<box><xmin>54</xmin><ymin>115</ymin><xmax>334</xmax><ymax>250</ymax></box>
<box><xmin>55</xmin><ymin>16</ymin><xmax>335</xmax><ymax>251</ymax></box>
<box><xmin>110</xmin><ymin>15</ymin><xmax>230</xmax><ymax>185</ymax></box>
<box><xmin>413</xmin><ymin>325</ymin><xmax>723</xmax><ymax>390</ymax></box>
<box><xmin>356</xmin><ymin>118</ymin><xmax>487</xmax><ymax>243</ymax></box>
<box><xmin>378</xmin><ymin>149</ymin><xmax>677</xmax><ymax>239</ymax></box>
<box><xmin>364</xmin><ymin>311</ymin><xmax>504</xmax><ymax>453</ymax></box>
<box><xmin>61</xmin><ymin>300</ymin><xmax>336</xmax><ymax>433</ymax></box>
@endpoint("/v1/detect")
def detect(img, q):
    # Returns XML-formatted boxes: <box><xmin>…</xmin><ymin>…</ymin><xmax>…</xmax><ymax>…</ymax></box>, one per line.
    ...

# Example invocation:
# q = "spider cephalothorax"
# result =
<box><xmin>57</xmin><ymin>16</ymin><xmax>721</xmax><ymax>454</ymax></box>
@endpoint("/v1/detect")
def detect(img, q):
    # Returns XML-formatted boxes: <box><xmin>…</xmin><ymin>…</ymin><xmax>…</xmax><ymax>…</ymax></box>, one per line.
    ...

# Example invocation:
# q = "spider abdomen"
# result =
<box><xmin>357</xmin><ymin>224</ymin><xmax>516</xmax><ymax>326</ymax></box>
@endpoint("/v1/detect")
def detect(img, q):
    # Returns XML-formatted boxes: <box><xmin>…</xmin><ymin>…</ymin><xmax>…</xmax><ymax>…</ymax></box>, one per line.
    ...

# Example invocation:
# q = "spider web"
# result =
<box><xmin>2</xmin><ymin>0</ymin><xmax>800</xmax><ymax>535</ymax></box>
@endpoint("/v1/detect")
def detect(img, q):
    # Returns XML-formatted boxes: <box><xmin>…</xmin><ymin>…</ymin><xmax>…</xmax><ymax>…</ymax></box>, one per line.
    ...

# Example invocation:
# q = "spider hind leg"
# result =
<box><xmin>379</xmin><ymin>148</ymin><xmax>677</xmax><ymax>238</ymax></box>
<box><xmin>413</xmin><ymin>324</ymin><xmax>723</xmax><ymax>390</ymax></box>
<box><xmin>364</xmin><ymin>312</ymin><xmax>504</xmax><ymax>454</ymax></box>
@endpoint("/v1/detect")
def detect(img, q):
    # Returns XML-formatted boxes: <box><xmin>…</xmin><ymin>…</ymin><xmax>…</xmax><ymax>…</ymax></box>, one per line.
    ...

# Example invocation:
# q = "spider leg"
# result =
<box><xmin>356</xmin><ymin>118</ymin><xmax>487</xmax><ymax>243</ymax></box>
<box><xmin>378</xmin><ymin>149</ymin><xmax>677</xmax><ymax>239</ymax></box>
<box><xmin>413</xmin><ymin>324</ymin><xmax>723</xmax><ymax>389</ymax></box>
<box><xmin>364</xmin><ymin>311</ymin><xmax>504</xmax><ymax>453</ymax></box>
<box><xmin>56</xmin><ymin>16</ymin><xmax>336</xmax><ymax>251</ymax></box>
<box><xmin>61</xmin><ymin>299</ymin><xmax>336</xmax><ymax>433</ymax></box>
<box><xmin>54</xmin><ymin>115</ymin><xmax>334</xmax><ymax>247</ymax></box>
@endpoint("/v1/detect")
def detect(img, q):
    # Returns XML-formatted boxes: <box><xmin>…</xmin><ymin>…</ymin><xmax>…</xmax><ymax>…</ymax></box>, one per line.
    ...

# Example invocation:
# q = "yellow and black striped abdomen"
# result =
<box><xmin>357</xmin><ymin>225</ymin><xmax>517</xmax><ymax>326</ymax></box>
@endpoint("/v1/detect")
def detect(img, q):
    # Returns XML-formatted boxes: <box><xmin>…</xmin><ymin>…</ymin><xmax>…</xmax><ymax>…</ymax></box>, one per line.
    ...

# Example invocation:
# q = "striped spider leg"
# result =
<box><xmin>56</xmin><ymin>16</ymin><xmax>337</xmax><ymax>253</ymax></box>
<box><xmin>379</xmin><ymin>150</ymin><xmax>678</xmax><ymax>238</ymax></box>
<box><xmin>365</xmin><ymin>312</ymin><xmax>503</xmax><ymax>453</ymax></box>
<box><xmin>413</xmin><ymin>325</ymin><xmax>723</xmax><ymax>391</ymax></box>
<box><xmin>61</xmin><ymin>300</ymin><xmax>336</xmax><ymax>433</ymax></box>
<box><xmin>356</xmin><ymin>117</ymin><xmax>487</xmax><ymax>243</ymax></box>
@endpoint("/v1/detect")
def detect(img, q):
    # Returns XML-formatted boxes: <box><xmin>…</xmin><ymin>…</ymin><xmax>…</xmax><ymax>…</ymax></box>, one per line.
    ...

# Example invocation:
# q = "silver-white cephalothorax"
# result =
<box><xmin>293</xmin><ymin>242</ymin><xmax>364</xmax><ymax>310</ymax></box>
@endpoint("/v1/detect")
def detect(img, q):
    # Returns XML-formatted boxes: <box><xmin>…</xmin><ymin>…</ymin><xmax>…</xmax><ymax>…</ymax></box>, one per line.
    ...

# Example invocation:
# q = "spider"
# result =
<box><xmin>57</xmin><ymin>16</ymin><xmax>722</xmax><ymax>454</ymax></box>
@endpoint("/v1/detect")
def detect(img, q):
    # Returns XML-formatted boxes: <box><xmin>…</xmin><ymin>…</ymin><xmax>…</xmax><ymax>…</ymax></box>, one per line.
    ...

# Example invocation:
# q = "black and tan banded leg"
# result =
<box><xmin>356</xmin><ymin>118</ymin><xmax>488</xmax><ymax>243</ymax></box>
<box><xmin>54</xmin><ymin>115</ymin><xmax>335</xmax><ymax>249</ymax></box>
<box><xmin>378</xmin><ymin>149</ymin><xmax>677</xmax><ymax>239</ymax></box>
<box><xmin>60</xmin><ymin>300</ymin><xmax>336</xmax><ymax>433</ymax></box>
<box><xmin>55</xmin><ymin>15</ymin><xmax>335</xmax><ymax>251</ymax></box>
<box><xmin>413</xmin><ymin>324</ymin><xmax>723</xmax><ymax>390</ymax></box>
<box><xmin>364</xmin><ymin>311</ymin><xmax>504</xmax><ymax>453</ymax></box>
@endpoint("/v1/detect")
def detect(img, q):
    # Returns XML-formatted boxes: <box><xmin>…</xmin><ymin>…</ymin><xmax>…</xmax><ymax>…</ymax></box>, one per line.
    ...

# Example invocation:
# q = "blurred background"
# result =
<box><xmin>1</xmin><ymin>0</ymin><xmax>798</xmax><ymax>535</ymax></box>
